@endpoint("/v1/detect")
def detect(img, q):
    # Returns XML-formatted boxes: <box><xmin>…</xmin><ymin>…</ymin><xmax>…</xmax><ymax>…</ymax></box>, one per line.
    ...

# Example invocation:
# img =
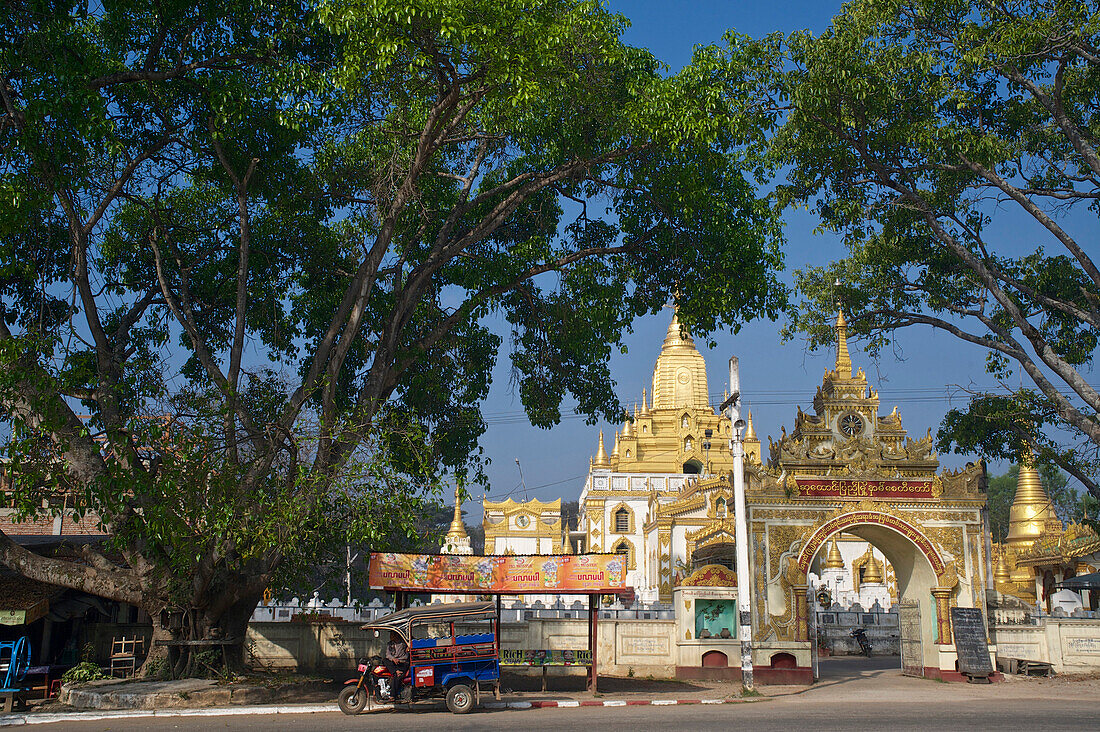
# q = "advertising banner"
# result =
<box><xmin>500</xmin><ymin>649</ymin><xmax>593</xmax><ymax>666</ymax></box>
<box><xmin>368</xmin><ymin>552</ymin><xmax>628</xmax><ymax>593</ymax></box>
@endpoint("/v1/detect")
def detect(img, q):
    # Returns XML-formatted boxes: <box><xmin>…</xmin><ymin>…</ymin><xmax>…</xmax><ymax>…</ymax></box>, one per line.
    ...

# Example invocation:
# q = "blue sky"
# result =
<box><xmin>465</xmin><ymin>0</ymin><xmax>1049</xmax><ymax>510</ymax></box>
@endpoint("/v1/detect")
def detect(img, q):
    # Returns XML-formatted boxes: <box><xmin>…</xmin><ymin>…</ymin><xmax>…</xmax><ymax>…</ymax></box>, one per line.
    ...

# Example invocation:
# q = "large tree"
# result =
<box><xmin>772</xmin><ymin>0</ymin><xmax>1100</xmax><ymax>495</ymax></box>
<box><xmin>0</xmin><ymin>0</ymin><xmax>784</xmax><ymax>672</ymax></box>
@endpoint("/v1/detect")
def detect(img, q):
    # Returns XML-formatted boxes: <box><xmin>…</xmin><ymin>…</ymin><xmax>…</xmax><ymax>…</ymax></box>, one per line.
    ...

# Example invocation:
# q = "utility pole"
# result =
<box><xmin>515</xmin><ymin>458</ymin><xmax>528</xmax><ymax>501</ymax></box>
<box><xmin>722</xmin><ymin>356</ymin><xmax>753</xmax><ymax>691</ymax></box>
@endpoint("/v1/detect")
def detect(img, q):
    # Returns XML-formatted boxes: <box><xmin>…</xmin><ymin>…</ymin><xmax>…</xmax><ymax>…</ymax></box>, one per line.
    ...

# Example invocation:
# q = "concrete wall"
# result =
<box><xmin>993</xmin><ymin>618</ymin><xmax>1100</xmax><ymax>674</ymax></box>
<box><xmin>817</xmin><ymin>610</ymin><xmax>899</xmax><ymax>655</ymax></box>
<box><xmin>246</xmin><ymin>619</ymin><xmax>676</xmax><ymax>677</ymax></box>
<box><xmin>246</xmin><ymin>622</ymin><xmax>385</xmax><ymax>672</ymax></box>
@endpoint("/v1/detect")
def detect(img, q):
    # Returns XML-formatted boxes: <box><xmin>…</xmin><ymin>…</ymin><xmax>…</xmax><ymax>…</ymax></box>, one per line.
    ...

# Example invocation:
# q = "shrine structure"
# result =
<box><xmin>739</xmin><ymin>311</ymin><xmax>989</xmax><ymax>681</ymax></box>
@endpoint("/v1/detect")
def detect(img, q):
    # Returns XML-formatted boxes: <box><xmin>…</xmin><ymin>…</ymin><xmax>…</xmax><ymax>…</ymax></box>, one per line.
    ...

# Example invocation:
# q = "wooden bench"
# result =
<box><xmin>997</xmin><ymin>657</ymin><xmax>1054</xmax><ymax>677</ymax></box>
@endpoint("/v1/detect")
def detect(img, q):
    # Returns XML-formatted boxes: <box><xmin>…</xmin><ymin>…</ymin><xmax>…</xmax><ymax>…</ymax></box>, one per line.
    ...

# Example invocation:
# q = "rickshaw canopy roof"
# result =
<box><xmin>361</xmin><ymin>601</ymin><xmax>497</xmax><ymax>633</ymax></box>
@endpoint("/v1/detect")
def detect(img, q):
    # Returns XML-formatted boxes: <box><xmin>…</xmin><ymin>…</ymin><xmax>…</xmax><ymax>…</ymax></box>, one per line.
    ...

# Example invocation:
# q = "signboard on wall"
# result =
<box><xmin>368</xmin><ymin>552</ymin><xmax>628</xmax><ymax>593</ymax></box>
<box><xmin>792</xmin><ymin>478</ymin><xmax>941</xmax><ymax>500</ymax></box>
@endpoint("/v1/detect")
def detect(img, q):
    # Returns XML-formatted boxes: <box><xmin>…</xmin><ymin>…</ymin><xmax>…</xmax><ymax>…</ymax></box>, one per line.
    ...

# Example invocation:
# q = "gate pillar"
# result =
<box><xmin>931</xmin><ymin>587</ymin><xmax>954</xmax><ymax>644</ymax></box>
<box><xmin>793</xmin><ymin>584</ymin><xmax>809</xmax><ymax>641</ymax></box>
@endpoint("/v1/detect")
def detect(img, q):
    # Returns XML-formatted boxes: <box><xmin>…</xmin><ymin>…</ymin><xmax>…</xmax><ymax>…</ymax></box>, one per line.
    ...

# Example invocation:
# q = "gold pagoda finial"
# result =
<box><xmin>446</xmin><ymin>485</ymin><xmax>468</xmax><ymax>541</ymax></box>
<box><xmin>593</xmin><ymin>430</ymin><xmax>611</xmax><ymax>468</ymax></box>
<box><xmin>662</xmin><ymin>306</ymin><xmax>695</xmax><ymax>351</ymax></box>
<box><xmin>825</xmin><ymin>537</ymin><xmax>845</xmax><ymax>570</ymax></box>
<box><xmin>641</xmin><ymin>389</ymin><xmax>650</xmax><ymax>416</ymax></box>
<box><xmin>744</xmin><ymin>411</ymin><xmax>758</xmax><ymax>442</ymax></box>
<box><xmin>1005</xmin><ymin>448</ymin><xmax>1060</xmax><ymax>547</ymax></box>
<box><xmin>863</xmin><ymin>548</ymin><xmax>884</xmax><ymax>584</ymax></box>
<box><xmin>622</xmin><ymin>412</ymin><xmax>634</xmax><ymax>438</ymax></box>
<box><xmin>835</xmin><ymin>308</ymin><xmax>852</xmax><ymax>379</ymax></box>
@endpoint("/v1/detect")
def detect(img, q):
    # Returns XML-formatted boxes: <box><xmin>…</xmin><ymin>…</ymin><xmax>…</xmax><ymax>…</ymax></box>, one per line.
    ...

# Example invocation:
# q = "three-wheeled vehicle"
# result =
<box><xmin>338</xmin><ymin>600</ymin><xmax>500</xmax><ymax>715</ymax></box>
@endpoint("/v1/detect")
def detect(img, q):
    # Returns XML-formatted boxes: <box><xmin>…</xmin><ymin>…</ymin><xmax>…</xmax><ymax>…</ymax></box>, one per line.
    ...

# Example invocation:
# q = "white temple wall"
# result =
<box><xmin>992</xmin><ymin>618</ymin><xmax>1100</xmax><ymax>673</ymax></box>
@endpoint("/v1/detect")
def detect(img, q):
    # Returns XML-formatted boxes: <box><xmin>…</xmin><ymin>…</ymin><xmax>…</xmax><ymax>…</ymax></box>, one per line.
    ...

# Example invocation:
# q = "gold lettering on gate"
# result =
<box><xmin>792</xmin><ymin>478</ymin><xmax>936</xmax><ymax>500</ymax></box>
<box><xmin>797</xmin><ymin>511</ymin><xmax>945</xmax><ymax>575</ymax></box>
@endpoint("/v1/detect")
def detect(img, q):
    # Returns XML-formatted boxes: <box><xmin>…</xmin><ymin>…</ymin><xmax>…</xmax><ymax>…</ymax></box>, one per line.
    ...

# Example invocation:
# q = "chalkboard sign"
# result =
<box><xmin>950</xmin><ymin>607</ymin><xmax>993</xmax><ymax>678</ymax></box>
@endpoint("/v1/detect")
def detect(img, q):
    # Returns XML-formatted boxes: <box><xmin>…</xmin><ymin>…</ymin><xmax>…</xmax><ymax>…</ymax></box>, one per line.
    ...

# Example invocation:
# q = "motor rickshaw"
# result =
<box><xmin>338</xmin><ymin>600</ymin><xmax>500</xmax><ymax>715</ymax></box>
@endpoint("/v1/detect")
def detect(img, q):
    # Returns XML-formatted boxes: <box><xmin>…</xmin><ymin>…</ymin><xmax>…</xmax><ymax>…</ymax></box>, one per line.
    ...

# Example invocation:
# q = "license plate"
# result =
<box><xmin>357</xmin><ymin>664</ymin><xmax>367</xmax><ymax>673</ymax></box>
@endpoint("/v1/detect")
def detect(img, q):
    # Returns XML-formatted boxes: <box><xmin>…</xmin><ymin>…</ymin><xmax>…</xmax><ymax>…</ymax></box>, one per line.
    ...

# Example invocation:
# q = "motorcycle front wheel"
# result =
<box><xmin>338</xmin><ymin>685</ymin><xmax>368</xmax><ymax>715</ymax></box>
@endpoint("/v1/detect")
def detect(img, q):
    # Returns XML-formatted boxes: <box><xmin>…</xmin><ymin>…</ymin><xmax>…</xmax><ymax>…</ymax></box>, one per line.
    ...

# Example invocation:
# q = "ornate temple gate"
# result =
<box><xmin>899</xmin><ymin>600</ymin><xmax>923</xmax><ymax>677</ymax></box>
<box><xmin>730</xmin><ymin>310</ymin><xmax>993</xmax><ymax>683</ymax></box>
<box><xmin>744</xmin><ymin>485</ymin><xmax>989</xmax><ymax>683</ymax></box>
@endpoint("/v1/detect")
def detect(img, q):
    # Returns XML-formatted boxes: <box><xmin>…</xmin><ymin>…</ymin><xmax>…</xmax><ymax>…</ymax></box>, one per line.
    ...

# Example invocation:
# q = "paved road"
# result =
<box><xmin>30</xmin><ymin>656</ymin><xmax>1100</xmax><ymax>731</ymax></box>
<box><xmin>39</xmin><ymin>698</ymin><xmax>1097</xmax><ymax>732</ymax></box>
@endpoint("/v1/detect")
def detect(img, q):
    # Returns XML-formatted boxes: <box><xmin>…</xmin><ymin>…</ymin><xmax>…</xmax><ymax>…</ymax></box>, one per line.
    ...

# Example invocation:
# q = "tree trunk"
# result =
<box><xmin>219</xmin><ymin>593</ymin><xmax>263</xmax><ymax>672</ymax></box>
<box><xmin>139</xmin><ymin>610</ymin><xmax>173</xmax><ymax>678</ymax></box>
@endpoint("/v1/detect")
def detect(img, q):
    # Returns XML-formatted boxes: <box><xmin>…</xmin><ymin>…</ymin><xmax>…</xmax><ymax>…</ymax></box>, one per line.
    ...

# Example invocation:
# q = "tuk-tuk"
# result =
<box><xmin>339</xmin><ymin>601</ymin><xmax>500</xmax><ymax>715</ymax></box>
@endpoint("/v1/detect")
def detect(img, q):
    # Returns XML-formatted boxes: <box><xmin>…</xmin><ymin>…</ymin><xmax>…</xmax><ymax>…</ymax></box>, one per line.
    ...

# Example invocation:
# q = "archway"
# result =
<box><xmin>797</xmin><ymin>511</ymin><xmax>955</xmax><ymax>678</ymax></box>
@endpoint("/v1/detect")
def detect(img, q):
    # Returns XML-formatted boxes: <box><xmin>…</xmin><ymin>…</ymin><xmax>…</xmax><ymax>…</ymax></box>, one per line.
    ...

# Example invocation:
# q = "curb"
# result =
<box><xmin>0</xmin><ymin>704</ymin><xmax>339</xmax><ymax>727</ymax></box>
<box><xmin>0</xmin><ymin>697</ymin><xmax>763</xmax><ymax>725</ymax></box>
<box><xmin>483</xmin><ymin>697</ymin><xmax>758</xmax><ymax>709</ymax></box>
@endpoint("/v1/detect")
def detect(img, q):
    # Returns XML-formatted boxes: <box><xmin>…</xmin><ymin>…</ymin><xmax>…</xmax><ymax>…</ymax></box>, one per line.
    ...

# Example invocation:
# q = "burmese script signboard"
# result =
<box><xmin>950</xmin><ymin>607</ymin><xmax>993</xmax><ymax>679</ymax></box>
<box><xmin>792</xmin><ymin>478</ymin><xmax>940</xmax><ymax>500</ymax></box>
<box><xmin>368</xmin><ymin>552</ymin><xmax>628</xmax><ymax>593</ymax></box>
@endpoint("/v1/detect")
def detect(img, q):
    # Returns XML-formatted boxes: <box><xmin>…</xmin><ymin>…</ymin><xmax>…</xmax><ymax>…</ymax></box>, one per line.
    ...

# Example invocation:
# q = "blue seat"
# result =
<box><xmin>454</xmin><ymin>633</ymin><xmax>494</xmax><ymax>646</ymax></box>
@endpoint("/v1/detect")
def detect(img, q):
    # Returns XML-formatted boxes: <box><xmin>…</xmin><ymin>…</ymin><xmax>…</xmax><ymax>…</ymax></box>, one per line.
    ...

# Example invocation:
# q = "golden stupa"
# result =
<box><xmin>862</xmin><ymin>548</ymin><xmax>884</xmax><ymax>584</ymax></box>
<box><xmin>1005</xmin><ymin>458</ymin><xmax>1059</xmax><ymax>548</ymax></box>
<box><xmin>446</xmin><ymin>486</ymin><xmax>469</xmax><ymax>544</ymax></box>
<box><xmin>589</xmin><ymin>308</ymin><xmax>754</xmax><ymax>472</ymax></box>
<box><xmin>825</xmin><ymin>537</ymin><xmax>846</xmax><ymax>570</ymax></box>
<box><xmin>994</xmin><ymin>451</ymin><xmax>1063</xmax><ymax>599</ymax></box>
<box><xmin>994</xmin><ymin>550</ymin><xmax>1012</xmax><ymax>586</ymax></box>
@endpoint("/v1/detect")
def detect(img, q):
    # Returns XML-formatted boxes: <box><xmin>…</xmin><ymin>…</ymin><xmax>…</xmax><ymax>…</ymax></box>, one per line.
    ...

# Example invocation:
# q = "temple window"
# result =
<box><xmin>612</xmin><ymin>538</ymin><xmax>636</xmax><ymax>570</ymax></box>
<box><xmin>625</xmin><ymin>449</ymin><xmax>632</xmax><ymax>458</ymax></box>
<box><xmin>614</xmin><ymin>507</ymin><xmax>630</xmax><ymax>533</ymax></box>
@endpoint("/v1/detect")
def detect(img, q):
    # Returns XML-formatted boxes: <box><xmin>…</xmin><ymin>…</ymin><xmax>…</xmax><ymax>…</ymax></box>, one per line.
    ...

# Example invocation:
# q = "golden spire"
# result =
<box><xmin>622</xmin><ymin>412</ymin><xmax>634</xmax><ymax>438</ymax></box>
<box><xmin>611</xmin><ymin>433</ymin><xmax>621</xmax><ymax>458</ymax></box>
<box><xmin>640</xmin><ymin>389</ymin><xmax>650</xmax><ymax>416</ymax></box>
<box><xmin>1005</xmin><ymin>451</ymin><xmax>1060</xmax><ymax>548</ymax></box>
<box><xmin>825</xmin><ymin>537</ymin><xmax>845</xmax><ymax>570</ymax></box>
<box><xmin>593</xmin><ymin>430</ymin><xmax>611</xmax><ymax>468</ymax></box>
<box><xmin>863</xmin><ymin>548</ymin><xmax>884</xmax><ymax>584</ymax></box>
<box><xmin>446</xmin><ymin>486</ymin><xmax>468</xmax><ymax>542</ymax></box>
<box><xmin>744</xmin><ymin>411</ymin><xmax>758</xmax><ymax>442</ymax></box>
<box><xmin>835</xmin><ymin>309</ymin><xmax>852</xmax><ymax>379</ymax></box>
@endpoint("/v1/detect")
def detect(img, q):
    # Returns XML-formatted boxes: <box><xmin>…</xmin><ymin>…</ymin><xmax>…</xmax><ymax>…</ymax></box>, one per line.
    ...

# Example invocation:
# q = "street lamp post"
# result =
<box><xmin>722</xmin><ymin>356</ymin><xmax>753</xmax><ymax>691</ymax></box>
